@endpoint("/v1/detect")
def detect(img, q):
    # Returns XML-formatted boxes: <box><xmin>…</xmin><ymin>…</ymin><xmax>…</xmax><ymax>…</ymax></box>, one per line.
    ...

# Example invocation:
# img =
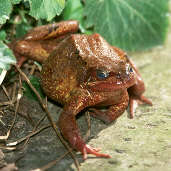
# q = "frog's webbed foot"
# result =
<box><xmin>70</xmin><ymin>135</ymin><xmax>111</xmax><ymax>160</ymax></box>
<box><xmin>82</xmin><ymin>144</ymin><xmax>111</xmax><ymax>160</ymax></box>
<box><xmin>59</xmin><ymin>114</ymin><xmax>111</xmax><ymax>160</ymax></box>
<box><xmin>59</xmin><ymin>112</ymin><xmax>111</xmax><ymax>160</ymax></box>
<box><xmin>129</xmin><ymin>95</ymin><xmax>152</xmax><ymax>119</ymax></box>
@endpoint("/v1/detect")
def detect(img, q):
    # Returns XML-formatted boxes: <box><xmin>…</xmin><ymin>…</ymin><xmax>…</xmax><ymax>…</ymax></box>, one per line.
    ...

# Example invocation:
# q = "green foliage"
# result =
<box><xmin>0</xmin><ymin>30</ymin><xmax>6</xmax><ymax>41</ymax></box>
<box><xmin>0</xmin><ymin>0</ymin><xmax>169</xmax><ymax>51</ymax></box>
<box><xmin>63</xmin><ymin>0</ymin><xmax>83</xmax><ymax>21</ymax></box>
<box><xmin>0</xmin><ymin>0</ymin><xmax>65</xmax><ymax>25</ymax></box>
<box><xmin>11</xmin><ymin>0</ymin><xmax>22</xmax><ymax>5</ymax></box>
<box><xmin>16</xmin><ymin>22</ymin><xmax>33</xmax><ymax>38</ymax></box>
<box><xmin>28</xmin><ymin>0</ymin><xmax>65</xmax><ymax>21</ymax></box>
<box><xmin>14</xmin><ymin>10</ymin><xmax>33</xmax><ymax>38</ymax></box>
<box><xmin>84</xmin><ymin>0</ymin><xmax>169</xmax><ymax>51</ymax></box>
<box><xmin>0</xmin><ymin>0</ymin><xmax>12</xmax><ymax>25</ymax></box>
<box><xmin>23</xmin><ymin>76</ymin><xmax>45</xmax><ymax>101</ymax></box>
<box><xmin>62</xmin><ymin>0</ymin><xmax>92</xmax><ymax>34</ymax></box>
<box><xmin>0</xmin><ymin>41</ymin><xmax>16</xmax><ymax>84</ymax></box>
<box><xmin>0</xmin><ymin>41</ymin><xmax>16</xmax><ymax>70</ymax></box>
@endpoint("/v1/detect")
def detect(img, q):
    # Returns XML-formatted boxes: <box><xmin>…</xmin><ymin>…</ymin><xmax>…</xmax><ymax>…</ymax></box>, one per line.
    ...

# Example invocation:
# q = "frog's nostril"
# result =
<box><xmin>116</xmin><ymin>73</ymin><xmax>121</xmax><ymax>79</ymax></box>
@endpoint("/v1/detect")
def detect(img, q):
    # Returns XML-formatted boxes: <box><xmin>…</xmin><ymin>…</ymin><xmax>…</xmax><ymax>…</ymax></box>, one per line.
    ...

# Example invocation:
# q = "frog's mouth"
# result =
<box><xmin>87</xmin><ymin>71</ymin><xmax>135</xmax><ymax>92</ymax></box>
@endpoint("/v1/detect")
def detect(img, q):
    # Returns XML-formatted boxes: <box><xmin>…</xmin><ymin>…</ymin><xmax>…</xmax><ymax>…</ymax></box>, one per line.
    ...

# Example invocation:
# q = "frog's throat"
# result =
<box><xmin>86</xmin><ymin>73</ymin><xmax>135</xmax><ymax>92</ymax></box>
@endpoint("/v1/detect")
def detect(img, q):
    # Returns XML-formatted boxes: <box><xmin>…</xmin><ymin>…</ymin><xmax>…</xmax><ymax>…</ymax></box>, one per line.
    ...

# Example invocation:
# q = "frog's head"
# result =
<box><xmin>72</xmin><ymin>33</ymin><xmax>135</xmax><ymax>91</ymax></box>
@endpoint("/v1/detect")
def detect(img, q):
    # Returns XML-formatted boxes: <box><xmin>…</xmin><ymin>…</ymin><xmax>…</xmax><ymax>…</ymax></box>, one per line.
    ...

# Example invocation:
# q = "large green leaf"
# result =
<box><xmin>0</xmin><ymin>30</ymin><xmax>6</xmax><ymax>41</ymax></box>
<box><xmin>63</xmin><ymin>0</ymin><xmax>86</xmax><ymax>32</ymax></box>
<box><xmin>0</xmin><ymin>41</ymin><xmax>16</xmax><ymax>70</ymax></box>
<box><xmin>84</xmin><ymin>0</ymin><xmax>169</xmax><ymax>51</ymax></box>
<box><xmin>29</xmin><ymin>0</ymin><xmax>65</xmax><ymax>21</ymax></box>
<box><xmin>0</xmin><ymin>0</ymin><xmax>12</xmax><ymax>25</ymax></box>
<box><xmin>63</xmin><ymin>0</ymin><xmax>83</xmax><ymax>21</ymax></box>
<box><xmin>62</xmin><ymin>0</ymin><xmax>92</xmax><ymax>34</ymax></box>
<box><xmin>0</xmin><ymin>41</ymin><xmax>16</xmax><ymax>85</ymax></box>
<box><xmin>11</xmin><ymin>0</ymin><xmax>22</xmax><ymax>4</ymax></box>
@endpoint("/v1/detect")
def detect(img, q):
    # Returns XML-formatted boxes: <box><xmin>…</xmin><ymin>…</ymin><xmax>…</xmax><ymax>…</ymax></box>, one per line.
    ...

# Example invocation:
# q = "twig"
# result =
<box><xmin>33</xmin><ymin>110</ymin><xmax>91</xmax><ymax>171</ymax></box>
<box><xmin>17</xmin><ymin>95</ymin><xmax>48</xmax><ymax>150</ymax></box>
<box><xmin>0</xmin><ymin>111</ymin><xmax>5</xmax><ymax>126</ymax></box>
<box><xmin>0</xmin><ymin>77</ymin><xmax>22</xmax><ymax>142</ymax></box>
<box><xmin>0</xmin><ymin>84</ymin><xmax>16</xmax><ymax>107</ymax></box>
<box><xmin>18</xmin><ymin>113</ymin><xmax>47</xmax><ymax>150</ymax></box>
<box><xmin>0</xmin><ymin>145</ymin><xmax>16</xmax><ymax>150</ymax></box>
<box><xmin>0</xmin><ymin>101</ymin><xmax>14</xmax><ymax>106</ymax></box>
<box><xmin>84</xmin><ymin>111</ymin><xmax>91</xmax><ymax>141</ymax></box>
<box><xmin>15</xmin><ymin>65</ymin><xmax>80</xmax><ymax>171</ymax></box>
<box><xmin>7</xmin><ymin>75</ymin><xmax>22</xmax><ymax>138</ymax></box>
<box><xmin>0</xmin><ymin>69</ymin><xmax>7</xmax><ymax>85</ymax></box>
<box><xmin>29</xmin><ymin>64</ymin><xmax>37</xmax><ymax>75</ymax></box>
<box><xmin>11</xmin><ymin>82</ymin><xmax>17</xmax><ymax>102</ymax></box>
<box><xmin>7</xmin><ymin>125</ymin><xmax>50</xmax><ymax>147</ymax></box>
<box><xmin>1</xmin><ymin>85</ymin><xmax>11</xmax><ymax>101</ymax></box>
<box><xmin>7</xmin><ymin>107</ymin><xmax>34</xmax><ymax>126</ymax></box>
<box><xmin>0</xmin><ymin>131</ymin><xmax>10</xmax><ymax>142</ymax></box>
<box><xmin>31</xmin><ymin>151</ymin><xmax>70</xmax><ymax>171</ymax></box>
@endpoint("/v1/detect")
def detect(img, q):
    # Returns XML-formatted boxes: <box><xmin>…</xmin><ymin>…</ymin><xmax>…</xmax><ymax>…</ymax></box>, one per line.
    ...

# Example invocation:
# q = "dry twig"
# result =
<box><xmin>84</xmin><ymin>111</ymin><xmax>91</xmax><ymax>141</ymax></box>
<box><xmin>15</xmin><ymin>65</ymin><xmax>80</xmax><ymax>171</ymax></box>
<box><xmin>31</xmin><ymin>151</ymin><xmax>70</xmax><ymax>171</ymax></box>
<box><xmin>7</xmin><ymin>124</ymin><xmax>51</xmax><ymax>147</ymax></box>
<box><xmin>8</xmin><ymin>75</ymin><xmax>22</xmax><ymax>138</ymax></box>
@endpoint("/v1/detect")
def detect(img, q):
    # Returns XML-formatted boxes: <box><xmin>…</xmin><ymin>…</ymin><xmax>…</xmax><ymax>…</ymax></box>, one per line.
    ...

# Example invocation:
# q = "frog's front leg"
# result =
<box><xmin>10</xmin><ymin>20</ymin><xmax>79</xmax><ymax>65</ymax></box>
<box><xmin>89</xmin><ymin>91</ymin><xmax>129</xmax><ymax>124</ymax></box>
<box><xmin>127</xmin><ymin>58</ymin><xmax>152</xmax><ymax>118</ymax></box>
<box><xmin>58</xmin><ymin>88</ymin><xmax>111</xmax><ymax>160</ymax></box>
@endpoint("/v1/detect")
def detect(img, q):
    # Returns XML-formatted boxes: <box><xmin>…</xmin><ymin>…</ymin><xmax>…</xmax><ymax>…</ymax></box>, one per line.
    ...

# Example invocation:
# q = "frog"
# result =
<box><xmin>10</xmin><ymin>20</ymin><xmax>152</xmax><ymax>160</ymax></box>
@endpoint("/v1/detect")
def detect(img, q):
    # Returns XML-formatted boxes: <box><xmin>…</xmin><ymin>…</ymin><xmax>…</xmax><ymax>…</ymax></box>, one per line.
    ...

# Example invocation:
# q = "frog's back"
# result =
<box><xmin>41</xmin><ymin>35</ymin><xmax>87</xmax><ymax>104</ymax></box>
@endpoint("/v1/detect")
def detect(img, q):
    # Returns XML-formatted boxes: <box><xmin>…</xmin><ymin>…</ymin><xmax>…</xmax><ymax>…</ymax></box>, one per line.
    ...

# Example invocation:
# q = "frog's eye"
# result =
<box><xmin>96</xmin><ymin>70</ymin><xmax>109</xmax><ymax>79</ymax></box>
<box><xmin>126</xmin><ymin>64</ymin><xmax>133</xmax><ymax>75</ymax></box>
<box><xmin>129</xmin><ymin>67</ymin><xmax>133</xmax><ymax>72</ymax></box>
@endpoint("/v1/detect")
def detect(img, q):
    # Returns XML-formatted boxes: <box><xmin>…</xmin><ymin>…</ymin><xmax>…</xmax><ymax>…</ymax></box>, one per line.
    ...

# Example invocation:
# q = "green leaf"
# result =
<box><xmin>16</xmin><ymin>22</ymin><xmax>32</xmax><ymax>38</ymax></box>
<box><xmin>23</xmin><ymin>76</ymin><xmax>45</xmax><ymax>101</ymax></box>
<box><xmin>63</xmin><ymin>0</ymin><xmax>92</xmax><ymax>34</ymax></box>
<box><xmin>0</xmin><ymin>30</ymin><xmax>6</xmax><ymax>41</ymax></box>
<box><xmin>84</xmin><ymin>0</ymin><xmax>169</xmax><ymax>51</ymax></box>
<box><xmin>0</xmin><ymin>41</ymin><xmax>16</xmax><ymax>70</ymax></box>
<box><xmin>0</xmin><ymin>68</ymin><xmax>7</xmax><ymax>85</ymax></box>
<box><xmin>11</xmin><ymin>0</ymin><xmax>22</xmax><ymax>4</ymax></box>
<box><xmin>0</xmin><ymin>41</ymin><xmax>16</xmax><ymax>85</ymax></box>
<box><xmin>0</xmin><ymin>0</ymin><xmax>12</xmax><ymax>25</ymax></box>
<box><xmin>63</xmin><ymin>0</ymin><xmax>83</xmax><ymax>21</ymax></box>
<box><xmin>28</xmin><ymin>0</ymin><xmax>65</xmax><ymax>21</ymax></box>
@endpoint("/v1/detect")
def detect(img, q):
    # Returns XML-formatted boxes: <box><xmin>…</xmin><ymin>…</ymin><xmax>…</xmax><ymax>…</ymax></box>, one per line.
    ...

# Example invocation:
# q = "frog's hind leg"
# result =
<box><xmin>9</xmin><ymin>20</ymin><xmax>79</xmax><ymax>66</ymax></box>
<box><xmin>23</xmin><ymin>20</ymin><xmax>79</xmax><ymax>41</ymax></box>
<box><xmin>128</xmin><ymin>95</ymin><xmax>152</xmax><ymax>119</ymax></box>
<box><xmin>127</xmin><ymin>58</ymin><xmax>152</xmax><ymax>119</ymax></box>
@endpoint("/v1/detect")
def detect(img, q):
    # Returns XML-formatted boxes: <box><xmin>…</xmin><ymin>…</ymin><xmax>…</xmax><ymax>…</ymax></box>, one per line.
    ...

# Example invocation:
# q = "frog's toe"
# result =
<box><xmin>139</xmin><ymin>95</ymin><xmax>152</xmax><ymax>106</ymax></box>
<box><xmin>129</xmin><ymin>95</ymin><xmax>152</xmax><ymax>119</ymax></box>
<box><xmin>82</xmin><ymin>144</ymin><xmax>111</xmax><ymax>160</ymax></box>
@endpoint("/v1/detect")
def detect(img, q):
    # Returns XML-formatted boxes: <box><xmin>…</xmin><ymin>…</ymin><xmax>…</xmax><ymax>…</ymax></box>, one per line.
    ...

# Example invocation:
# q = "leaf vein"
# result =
<box><xmin>119</xmin><ymin>0</ymin><xmax>158</xmax><ymax>38</ymax></box>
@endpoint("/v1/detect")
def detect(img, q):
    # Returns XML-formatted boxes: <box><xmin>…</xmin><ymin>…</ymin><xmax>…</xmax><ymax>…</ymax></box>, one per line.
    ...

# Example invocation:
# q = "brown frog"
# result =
<box><xmin>11</xmin><ymin>20</ymin><xmax>152</xmax><ymax>159</ymax></box>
